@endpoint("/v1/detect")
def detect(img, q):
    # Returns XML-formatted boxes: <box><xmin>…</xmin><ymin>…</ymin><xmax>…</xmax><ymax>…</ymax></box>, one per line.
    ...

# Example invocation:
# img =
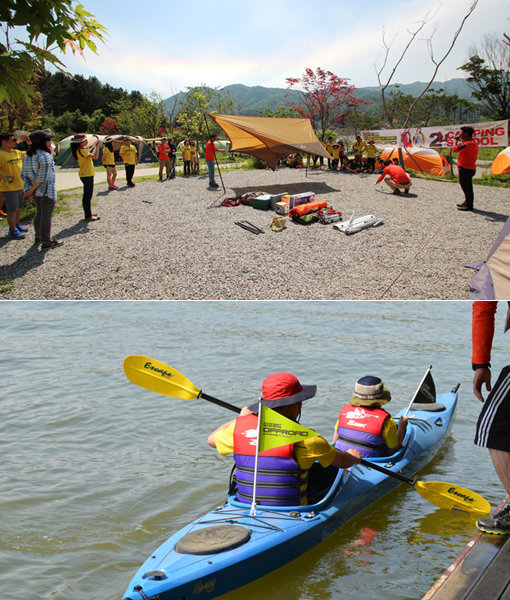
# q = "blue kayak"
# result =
<box><xmin>122</xmin><ymin>387</ymin><xmax>458</xmax><ymax>600</ymax></box>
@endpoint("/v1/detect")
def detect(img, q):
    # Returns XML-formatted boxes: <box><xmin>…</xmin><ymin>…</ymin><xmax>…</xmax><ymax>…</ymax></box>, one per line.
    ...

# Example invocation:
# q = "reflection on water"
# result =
<box><xmin>0</xmin><ymin>301</ymin><xmax>507</xmax><ymax>600</ymax></box>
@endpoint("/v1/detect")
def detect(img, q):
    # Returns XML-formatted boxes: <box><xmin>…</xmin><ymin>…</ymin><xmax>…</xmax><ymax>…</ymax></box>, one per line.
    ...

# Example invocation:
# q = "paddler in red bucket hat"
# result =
<box><xmin>208</xmin><ymin>372</ymin><xmax>361</xmax><ymax>506</ymax></box>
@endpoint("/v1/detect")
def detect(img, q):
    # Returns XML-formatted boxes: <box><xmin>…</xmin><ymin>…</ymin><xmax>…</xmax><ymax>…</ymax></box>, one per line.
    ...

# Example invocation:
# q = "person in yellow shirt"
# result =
<box><xmin>325</xmin><ymin>137</ymin><xmax>334</xmax><ymax>169</ymax></box>
<box><xmin>189</xmin><ymin>140</ymin><xmax>199</xmax><ymax>173</ymax></box>
<box><xmin>330</xmin><ymin>142</ymin><xmax>341</xmax><ymax>170</ymax></box>
<box><xmin>352</xmin><ymin>135</ymin><xmax>366</xmax><ymax>169</ymax></box>
<box><xmin>119</xmin><ymin>138</ymin><xmax>138</xmax><ymax>187</ymax></box>
<box><xmin>0</xmin><ymin>132</ymin><xmax>29</xmax><ymax>240</ymax></box>
<box><xmin>365</xmin><ymin>140</ymin><xmax>378</xmax><ymax>172</ymax></box>
<box><xmin>71</xmin><ymin>133</ymin><xmax>102</xmax><ymax>221</ymax></box>
<box><xmin>102</xmin><ymin>140</ymin><xmax>118</xmax><ymax>190</ymax></box>
<box><xmin>332</xmin><ymin>376</ymin><xmax>408</xmax><ymax>457</ymax></box>
<box><xmin>182</xmin><ymin>139</ymin><xmax>192</xmax><ymax>176</ymax></box>
<box><xmin>208</xmin><ymin>372</ymin><xmax>361</xmax><ymax>506</ymax></box>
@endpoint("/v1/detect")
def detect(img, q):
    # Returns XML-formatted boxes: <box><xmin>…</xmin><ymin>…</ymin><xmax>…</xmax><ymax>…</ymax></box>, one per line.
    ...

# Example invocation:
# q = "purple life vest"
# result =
<box><xmin>334</xmin><ymin>404</ymin><xmax>390</xmax><ymax>458</ymax></box>
<box><xmin>233</xmin><ymin>414</ymin><xmax>301</xmax><ymax>506</ymax></box>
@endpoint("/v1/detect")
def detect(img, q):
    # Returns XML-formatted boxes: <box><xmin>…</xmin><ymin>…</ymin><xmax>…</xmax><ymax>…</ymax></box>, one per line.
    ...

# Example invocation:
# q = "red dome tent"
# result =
<box><xmin>377</xmin><ymin>146</ymin><xmax>451</xmax><ymax>176</ymax></box>
<box><xmin>490</xmin><ymin>147</ymin><xmax>510</xmax><ymax>175</ymax></box>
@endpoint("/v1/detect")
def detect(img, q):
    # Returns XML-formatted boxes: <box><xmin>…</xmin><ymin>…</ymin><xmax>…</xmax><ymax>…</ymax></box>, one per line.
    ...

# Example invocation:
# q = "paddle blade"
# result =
<box><xmin>414</xmin><ymin>481</ymin><xmax>491</xmax><ymax>516</ymax></box>
<box><xmin>123</xmin><ymin>355</ymin><xmax>200</xmax><ymax>400</ymax></box>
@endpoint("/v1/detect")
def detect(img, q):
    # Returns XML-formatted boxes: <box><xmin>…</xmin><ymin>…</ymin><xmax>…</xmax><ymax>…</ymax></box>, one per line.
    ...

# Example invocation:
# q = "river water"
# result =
<box><xmin>1</xmin><ymin>300</ymin><xmax>508</xmax><ymax>600</ymax></box>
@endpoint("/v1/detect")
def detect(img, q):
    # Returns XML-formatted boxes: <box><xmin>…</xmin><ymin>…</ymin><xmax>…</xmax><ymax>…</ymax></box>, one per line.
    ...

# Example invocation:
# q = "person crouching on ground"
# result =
<box><xmin>208</xmin><ymin>372</ymin><xmax>361</xmax><ymax>507</ymax></box>
<box><xmin>71</xmin><ymin>133</ymin><xmax>102</xmax><ymax>221</ymax></box>
<box><xmin>102</xmin><ymin>140</ymin><xmax>118</xmax><ymax>190</ymax></box>
<box><xmin>333</xmin><ymin>376</ymin><xmax>408</xmax><ymax>458</ymax></box>
<box><xmin>119</xmin><ymin>137</ymin><xmax>138</xmax><ymax>187</ymax></box>
<box><xmin>375</xmin><ymin>159</ymin><xmax>412</xmax><ymax>195</ymax></box>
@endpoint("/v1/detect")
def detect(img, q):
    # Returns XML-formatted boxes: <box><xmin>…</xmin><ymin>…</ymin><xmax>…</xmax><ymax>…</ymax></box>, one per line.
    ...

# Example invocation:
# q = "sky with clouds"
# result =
<box><xmin>55</xmin><ymin>0</ymin><xmax>508</xmax><ymax>99</ymax></box>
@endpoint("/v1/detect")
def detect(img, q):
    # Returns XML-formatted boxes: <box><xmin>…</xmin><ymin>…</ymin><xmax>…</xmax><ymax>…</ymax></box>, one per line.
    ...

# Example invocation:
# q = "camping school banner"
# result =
<box><xmin>362</xmin><ymin>120</ymin><xmax>508</xmax><ymax>149</ymax></box>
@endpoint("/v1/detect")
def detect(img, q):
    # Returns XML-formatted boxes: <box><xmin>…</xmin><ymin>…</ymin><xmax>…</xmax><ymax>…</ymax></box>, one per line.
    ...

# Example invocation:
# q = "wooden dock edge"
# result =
<box><xmin>422</xmin><ymin>496</ymin><xmax>510</xmax><ymax>600</ymax></box>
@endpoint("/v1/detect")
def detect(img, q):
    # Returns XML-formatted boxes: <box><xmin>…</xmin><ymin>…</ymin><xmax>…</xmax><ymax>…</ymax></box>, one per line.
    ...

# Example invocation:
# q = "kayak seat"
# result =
<box><xmin>307</xmin><ymin>464</ymin><xmax>339</xmax><ymax>505</ymax></box>
<box><xmin>176</xmin><ymin>525</ymin><xmax>251</xmax><ymax>555</ymax></box>
<box><xmin>409</xmin><ymin>402</ymin><xmax>446</xmax><ymax>412</ymax></box>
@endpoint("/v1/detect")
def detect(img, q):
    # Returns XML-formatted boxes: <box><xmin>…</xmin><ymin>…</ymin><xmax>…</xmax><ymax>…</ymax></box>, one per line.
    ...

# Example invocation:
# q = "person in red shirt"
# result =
<box><xmin>472</xmin><ymin>301</ymin><xmax>510</xmax><ymax>534</ymax></box>
<box><xmin>205</xmin><ymin>134</ymin><xmax>225</xmax><ymax>188</ymax></box>
<box><xmin>453</xmin><ymin>126</ymin><xmax>479</xmax><ymax>212</ymax></box>
<box><xmin>157</xmin><ymin>138</ymin><xmax>171</xmax><ymax>181</ymax></box>
<box><xmin>374</xmin><ymin>159</ymin><xmax>412</xmax><ymax>195</ymax></box>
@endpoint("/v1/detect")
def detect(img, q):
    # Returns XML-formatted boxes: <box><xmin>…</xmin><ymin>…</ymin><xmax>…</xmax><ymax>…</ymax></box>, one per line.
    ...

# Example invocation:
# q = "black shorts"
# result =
<box><xmin>474</xmin><ymin>365</ymin><xmax>510</xmax><ymax>451</ymax></box>
<box><xmin>104</xmin><ymin>164</ymin><xmax>116</xmax><ymax>168</ymax></box>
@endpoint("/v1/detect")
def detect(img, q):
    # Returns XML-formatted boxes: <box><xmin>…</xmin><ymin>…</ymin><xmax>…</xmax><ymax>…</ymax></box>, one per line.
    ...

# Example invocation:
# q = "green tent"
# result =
<box><xmin>55</xmin><ymin>134</ymin><xmax>158</xmax><ymax>168</ymax></box>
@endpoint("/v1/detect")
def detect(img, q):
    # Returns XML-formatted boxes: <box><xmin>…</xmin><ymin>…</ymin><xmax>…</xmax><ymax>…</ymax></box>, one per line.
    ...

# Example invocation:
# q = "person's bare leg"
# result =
<box><xmin>489</xmin><ymin>448</ymin><xmax>510</xmax><ymax>495</ymax></box>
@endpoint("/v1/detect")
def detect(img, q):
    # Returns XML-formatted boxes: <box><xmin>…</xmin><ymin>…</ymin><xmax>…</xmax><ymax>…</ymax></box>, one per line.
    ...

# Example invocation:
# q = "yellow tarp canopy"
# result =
<box><xmin>208</xmin><ymin>114</ymin><xmax>331</xmax><ymax>170</ymax></box>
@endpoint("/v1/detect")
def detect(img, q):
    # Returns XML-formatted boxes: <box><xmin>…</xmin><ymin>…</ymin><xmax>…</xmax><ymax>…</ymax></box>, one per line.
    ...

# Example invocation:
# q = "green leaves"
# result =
<box><xmin>0</xmin><ymin>0</ymin><xmax>107</xmax><ymax>105</ymax></box>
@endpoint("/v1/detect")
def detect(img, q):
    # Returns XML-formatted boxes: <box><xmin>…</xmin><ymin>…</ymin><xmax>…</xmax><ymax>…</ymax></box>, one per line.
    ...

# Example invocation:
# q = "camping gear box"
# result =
<box><xmin>252</xmin><ymin>195</ymin><xmax>272</xmax><ymax>211</ymax></box>
<box><xmin>288</xmin><ymin>192</ymin><xmax>315</xmax><ymax>209</ymax></box>
<box><xmin>275</xmin><ymin>201</ymin><xmax>289</xmax><ymax>215</ymax></box>
<box><xmin>270</xmin><ymin>193</ymin><xmax>289</xmax><ymax>210</ymax></box>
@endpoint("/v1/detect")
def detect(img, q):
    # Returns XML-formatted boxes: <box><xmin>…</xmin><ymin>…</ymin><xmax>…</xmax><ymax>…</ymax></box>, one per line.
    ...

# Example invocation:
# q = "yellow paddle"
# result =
<box><xmin>123</xmin><ymin>355</ymin><xmax>241</xmax><ymax>413</ymax></box>
<box><xmin>123</xmin><ymin>355</ymin><xmax>491</xmax><ymax>516</ymax></box>
<box><xmin>359</xmin><ymin>459</ymin><xmax>491</xmax><ymax>516</ymax></box>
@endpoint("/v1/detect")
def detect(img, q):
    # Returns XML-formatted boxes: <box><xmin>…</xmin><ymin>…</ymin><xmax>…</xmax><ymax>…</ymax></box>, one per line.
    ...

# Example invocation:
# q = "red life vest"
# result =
<box><xmin>334</xmin><ymin>404</ymin><xmax>391</xmax><ymax>458</ymax></box>
<box><xmin>233</xmin><ymin>414</ymin><xmax>301</xmax><ymax>506</ymax></box>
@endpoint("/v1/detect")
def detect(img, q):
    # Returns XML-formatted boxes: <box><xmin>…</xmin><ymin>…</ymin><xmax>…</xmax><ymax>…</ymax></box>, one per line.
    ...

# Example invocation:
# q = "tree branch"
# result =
<box><xmin>402</xmin><ymin>0</ymin><xmax>479</xmax><ymax>129</ymax></box>
<box><xmin>375</xmin><ymin>11</ymin><xmax>434</xmax><ymax>126</ymax></box>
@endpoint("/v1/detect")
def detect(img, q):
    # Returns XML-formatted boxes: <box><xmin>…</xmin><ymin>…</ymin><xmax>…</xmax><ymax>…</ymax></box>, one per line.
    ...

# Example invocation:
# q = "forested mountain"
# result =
<box><xmin>163</xmin><ymin>79</ymin><xmax>473</xmax><ymax>116</ymax></box>
<box><xmin>2</xmin><ymin>71</ymin><xmax>476</xmax><ymax>139</ymax></box>
<box><xmin>37</xmin><ymin>72</ymin><xmax>144</xmax><ymax>116</ymax></box>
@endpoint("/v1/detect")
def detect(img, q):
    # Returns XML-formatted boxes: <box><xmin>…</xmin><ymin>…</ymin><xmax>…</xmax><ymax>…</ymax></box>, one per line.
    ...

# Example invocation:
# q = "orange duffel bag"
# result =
<box><xmin>289</xmin><ymin>200</ymin><xmax>328</xmax><ymax>218</ymax></box>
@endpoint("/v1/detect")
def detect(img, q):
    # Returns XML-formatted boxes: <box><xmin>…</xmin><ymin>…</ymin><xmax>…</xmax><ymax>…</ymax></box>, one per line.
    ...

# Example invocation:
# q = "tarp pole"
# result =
<box><xmin>203</xmin><ymin>113</ymin><xmax>226</xmax><ymax>195</ymax></box>
<box><xmin>403</xmin><ymin>146</ymin><xmax>424</xmax><ymax>172</ymax></box>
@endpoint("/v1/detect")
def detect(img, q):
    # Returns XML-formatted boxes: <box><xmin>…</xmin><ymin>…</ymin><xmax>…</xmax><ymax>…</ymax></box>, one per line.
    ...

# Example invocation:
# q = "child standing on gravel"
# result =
<box><xmin>119</xmin><ymin>138</ymin><xmax>138</xmax><ymax>187</ymax></box>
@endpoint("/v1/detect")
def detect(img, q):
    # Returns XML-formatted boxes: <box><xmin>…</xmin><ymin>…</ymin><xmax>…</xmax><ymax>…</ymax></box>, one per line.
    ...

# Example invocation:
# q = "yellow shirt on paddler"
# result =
<box><xmin>77</xmin><ymin>149</ymin><xmax>95</xmax><ymax>178</ymax></box>
<box><xmin>120</xmin><ymin>144</ymin><xmax>137</xmax><ymax>165</ymax></box>
<box><xmin>214</xmin><ymin>421</ymin><xmax>337</xmax><ymax>505</ymax></box>
<box><xmin>102</xmin><ymin>147</ymin><xmax>115</xmax><ymax>166</ymax></box>
<box><xmin>0</xmin><ymin>148</ymin><xmax>25</xmax><ymax>192</ymax></box>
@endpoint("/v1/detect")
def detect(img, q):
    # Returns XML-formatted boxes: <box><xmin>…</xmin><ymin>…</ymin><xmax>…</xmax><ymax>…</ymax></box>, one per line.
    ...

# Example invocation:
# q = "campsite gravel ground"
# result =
<box><xmin>0</xmin><ymin>167</ymin><xmax>508</xmax><ymax>300</ymax></box>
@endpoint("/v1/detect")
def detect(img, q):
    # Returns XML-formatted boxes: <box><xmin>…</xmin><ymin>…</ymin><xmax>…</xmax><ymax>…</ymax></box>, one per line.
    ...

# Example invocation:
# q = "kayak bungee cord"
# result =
<box><xmin>199</xmin><ymin>509</ymin><xmax>304</xmax><ymax>532</ymax></box>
